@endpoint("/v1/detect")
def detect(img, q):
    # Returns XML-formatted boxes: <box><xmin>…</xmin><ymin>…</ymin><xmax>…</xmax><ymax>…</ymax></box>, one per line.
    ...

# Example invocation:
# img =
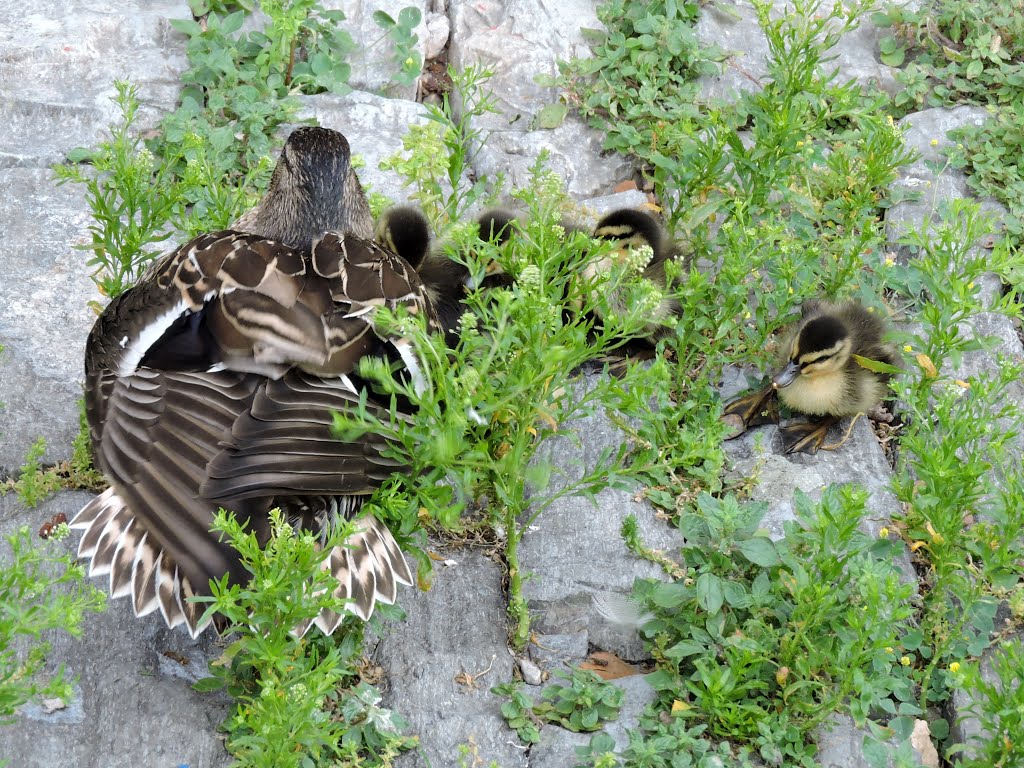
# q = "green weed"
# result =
<box><xmin>493</xmin><ymin>668</ymin><xmax>624</xmax><ymax>744</ymax></box>
<box><xmin>193</xmin><ymin>509</ymin><xmax>415</xmax><ymax>767</ymax></box>
<box><xmin>948</xmin><ymin>639</ymin><xmax>1024</xmax><ymax>767</ymax></box>
<box><xmin>0</xmin><ymin>526</ymin><xmax>105</xmax><ymax>740</ymax></box>
<box><xmin>380</xmin><ymin>65</ymin><xmax>502</xmax><ymax>230</ymax></box>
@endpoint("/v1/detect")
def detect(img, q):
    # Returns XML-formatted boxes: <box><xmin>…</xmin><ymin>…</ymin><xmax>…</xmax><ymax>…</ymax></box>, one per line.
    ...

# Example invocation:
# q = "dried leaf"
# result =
<box><xmin>580</xmin><ymin>651</ymin><xmax>640</xmax><ymax>680</ymax></box>
<box><xmin>911</xmin><ymin>719</ymin><xmax>940</xmax><ymax>768</ymax></box>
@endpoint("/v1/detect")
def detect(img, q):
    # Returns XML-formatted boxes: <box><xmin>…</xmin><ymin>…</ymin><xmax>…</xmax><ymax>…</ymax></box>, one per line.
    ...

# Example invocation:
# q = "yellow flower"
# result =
<box><xmin>901</xmin><ymin>656</ymin><xmax>911</xmax><ymax>666</ymax></box>
<box><xmin>930</xmin><ymin>138</ymin><xmax>939</xmax><ymax>146</ymax></box>
<box><xmin>879</xmin><ymin>527</ymin><xmax>890</xmax><ymax>538</ymax></box>
<box><xmin>885</xmin><ymin>647</ymin><xmax>894</xmax><ymax>654</ymax></box>
<box><xmin>949</xmin><ymin>662</ymin><xmax>961</xmax><ymax>673</ymax></box>
<box><xmin>903</xmin><ymin>345</ymin><xmax>913</xmax><ymax>353</ymax></box>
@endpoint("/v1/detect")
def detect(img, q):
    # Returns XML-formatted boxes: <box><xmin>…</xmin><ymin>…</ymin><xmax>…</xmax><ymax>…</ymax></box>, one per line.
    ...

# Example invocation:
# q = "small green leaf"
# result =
<box><xmin>66</xmin><ymin>147</ymin><xmax>95</xmax><ymax>163</ymax></box>
<box><xmin>536</xmin><ymin>103</ymin><xmax>568</xmax><ymax>129</ymax></box>
<box><xmin>929</xmin><ymin>718</ymin><xmax>949</xmax><ymax>740</ymax></box>
<box><xmin>696</xmin><ymin>572</ymin><xmax>724</xmax><ymax>615</ymax></box>
<box><xmin>372</xmin><ymin>10</ymin><xmax>396</xmax><ymax>28</ymax></box>
<box><xmin>879</xmin><ymin>42</ymin><xmax>905</xmax><ymax>67</ymax></box>
<box><xmin>397</xmin><ymin>7</ymin><xmax>422</xmax><ymax>27</ymax></box>
<box><xmin>192</xmin><ymin>676</ymin><xmax>225</xmax><ymax>692</ymax></box>
<box><xmin>737</xmin><ymin>537</ymin><xmax>780</xmax><ymax>567</ymax></box>
<box><xmin>852</xmin><ymin>354</ymin><xmax>902</xmax><ymax>374</ymax></box>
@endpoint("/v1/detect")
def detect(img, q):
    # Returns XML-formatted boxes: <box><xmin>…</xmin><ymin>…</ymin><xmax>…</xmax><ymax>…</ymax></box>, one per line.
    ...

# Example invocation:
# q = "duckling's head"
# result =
<box><xmin>477</xmin><ymin>209</ymin><xmax>519</xmax><ymax>245</ymax></box>
<box><xmin>593</xmin><ymin>208</ymin><xmax>665</xmax><ymax>261</ymax></box>
<box><xmin>375</xmin><ymin>206</ymin><xmax>432</xmax><ymax>269</ymax></box>
<box><xmin>239</xmin><ymin>127</ymin><xmax>374</xmax><ymax>248</ymax></box>
<box><xmin>772</xmin><ymin>314</ymin><xmax>852</xmax><ymax>389</ymax></box>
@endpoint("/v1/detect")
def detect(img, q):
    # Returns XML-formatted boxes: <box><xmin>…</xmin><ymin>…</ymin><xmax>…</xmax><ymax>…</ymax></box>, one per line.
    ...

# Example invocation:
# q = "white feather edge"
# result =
<box><xmin>71</xmin><ymin>493</ymin><xmax>410</xmax><ymax>640</ymax></box>
<box><xmin>117</xmin><ymin>298</ymin><xmax>190</xmax><ymax>377</ymax></box>
<box><xmin>71</xmin><ymin>489</ymin><xmax>212</xmax><ymax>638</ymax></box>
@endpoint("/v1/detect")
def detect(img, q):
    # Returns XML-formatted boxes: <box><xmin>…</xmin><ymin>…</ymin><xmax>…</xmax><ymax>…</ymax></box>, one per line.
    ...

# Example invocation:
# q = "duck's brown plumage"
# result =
<box><xmin>72</xmin><ymin>128</ymin><xmax>428</xmax><ymax>637</ymax></box>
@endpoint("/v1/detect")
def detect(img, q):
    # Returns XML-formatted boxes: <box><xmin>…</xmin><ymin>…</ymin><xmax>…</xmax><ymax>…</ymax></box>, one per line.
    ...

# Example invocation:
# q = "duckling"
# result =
<box><xmin>375</xmin><ymin>206</ymin><xmax>516</xmax><ymax>348</ymax></box>
<box><xmin>374</xmin><ymin>205</ymin><xmax>432</xmax><ymax>270</ymax></box>
<box><xmin>71</xmin><ymin>127</ymin><xmax>430</xmax><ymax>637</ymax></box>
<box><xmin>587</xmin><ymin>207</ymin><xmax>687</xmax><ymax>342</ymax></box>
<box><xmin>723</xmin><ymin>300</ymin><xmax>897</xmax><ymax>454</ymax></box>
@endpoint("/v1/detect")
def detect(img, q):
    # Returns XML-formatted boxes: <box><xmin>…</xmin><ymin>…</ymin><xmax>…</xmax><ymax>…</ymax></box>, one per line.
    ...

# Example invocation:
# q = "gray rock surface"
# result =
<box><xmin>815</xmin><ymin>713</ymin><xmax>925</xmax><ymax>768</ymax></box>
<box><xmin>449</xmin><ymin>0</ymin><xmax>637</xmax><ymax>198</ymax></box>
<box><xmin>0</xmin><ymin>170</ymin><xmax>99</xmax><ymax>473</ymax></box>
<box><xmin>522</xmin><ymin>372</ymin><xmax>685</xmax><ymax>661</ymax></box>
<box><xmin>1</xmin><ymin>2</ymin><xmax>187</xmax><ymax>169</ymax></box>
<box><xmin>370</xmin><ymin>548</ymin><xmax>527</xmax><ymax>768</ymax></box>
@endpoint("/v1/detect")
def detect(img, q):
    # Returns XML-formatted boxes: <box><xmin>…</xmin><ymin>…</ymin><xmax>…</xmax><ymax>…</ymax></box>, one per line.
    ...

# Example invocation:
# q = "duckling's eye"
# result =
<box><xmin>800</xmin><ymin>353</ymin><xmax>832</xmax><ymax>368</ymax></box>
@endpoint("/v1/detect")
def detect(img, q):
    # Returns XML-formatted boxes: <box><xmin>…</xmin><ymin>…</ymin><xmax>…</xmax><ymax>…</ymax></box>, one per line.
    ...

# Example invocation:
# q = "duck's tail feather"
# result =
<box><xmin>71</xmin><ymin>488</ymin><xmax>212</xmax><ymax>639</ymax></box>
<box><xmin>294</xmin><ymin>514</ymin><xmax>414</xmax><ymax>637</ymax></box>
<box><xmin>73</xmin><ymin>492</ymin><xmax>411</xmax><ymax>639</ymax></box>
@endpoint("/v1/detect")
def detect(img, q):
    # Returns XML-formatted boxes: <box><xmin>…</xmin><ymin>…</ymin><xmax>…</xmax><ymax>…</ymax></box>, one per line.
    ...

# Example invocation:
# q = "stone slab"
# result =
<box><xmin>372</xmin><ymin>548</ymin><xmax>528</xmax><ymax>768</ymax></box>
<box><xmin>0</xmin><ymin>169</ymin><xmax>98</xmax><ymax>475</ymax></box>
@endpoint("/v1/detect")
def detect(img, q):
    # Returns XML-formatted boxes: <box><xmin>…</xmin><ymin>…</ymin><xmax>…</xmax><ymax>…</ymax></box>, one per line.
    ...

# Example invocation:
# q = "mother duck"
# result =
<box><xmin>71</xmin><ymin>127</ymin><xmax>430</xmax><ymax>637</ymax></box>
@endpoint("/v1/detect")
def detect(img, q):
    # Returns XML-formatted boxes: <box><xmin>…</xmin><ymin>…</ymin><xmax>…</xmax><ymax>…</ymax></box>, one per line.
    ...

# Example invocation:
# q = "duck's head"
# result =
<box><xmin>772</xmin><ymin>313</ymin><xmax>852</xmax><ymax>389</ymax></box>
<box><xmin>243</xmin><ymin>126</ymin><xmax>374</xmax><ymax>248</ymax></box>
<box><xmin>375</xmin><ymin>206</ymin><xmax>432</xmax><ymax>269</ymax></box>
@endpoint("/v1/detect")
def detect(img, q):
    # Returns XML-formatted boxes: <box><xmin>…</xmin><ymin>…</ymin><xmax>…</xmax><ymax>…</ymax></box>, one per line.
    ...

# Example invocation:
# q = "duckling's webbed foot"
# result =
<box><xmin>721</xmin><ymin>386</ymin><xmax>780</xmax><ymax>439</ymax></box>
<box><xmin>778</xmin><ymin>416</ymin><xmax>841</xmax><ymax>454</ymax></box>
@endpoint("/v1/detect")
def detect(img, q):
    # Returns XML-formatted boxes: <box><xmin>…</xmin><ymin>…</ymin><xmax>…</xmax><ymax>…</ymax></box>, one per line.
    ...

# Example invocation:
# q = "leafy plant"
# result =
<box><xmin>371</xmin><ymin>8</ymin><xmax>424</xmax><ymax>88</ymax></box>
<box><xmin>3</xmin><ymin>438</ymin><xmax>62</xmax><ymax>508</ymax></box>
<box><xmin>493</xmin><ymin>668</ymin><xmax>624</xmax><ymax>744</ymax></box>
<box><xmin>0</xmin><ymin>526</ymin><xmax>105</xmax><ymax>736</ymax></box>
<box><xmin>335</xmin><ymin>159</ymin><xmax>688</xmax><ymax>648</ymax></box>
<box><xmin>629</xmin><ymin>487</ymin><xmax>915</xmax><ymax>764</ymax></box>
<box><xmin>885</xmin><ymin>200</ymin><xmax>1024</xmax><ymax>724</ymax></box>
<box><xmin>947</xmin><ymin>102</ymin><xmax>1024</xmax><ymax>250</ymax></box>
<box><xmin>193</xmin><ymin>509</ymin><xmax>415</xmax><ymax>767</ymax></box>
<box><xmin>873</xmin><ymin>0</ymin><xmax>1024</xmax><ymax>111</ymax></box>
<box><xmin>380</xmin><ymin>65</ymin><xmax>502</xmax><ymax>230</ymax></box>
<box><xmin>53</xmin><ymin>82</ymin><xmax>180</xmax><ymax>301</ymax></box>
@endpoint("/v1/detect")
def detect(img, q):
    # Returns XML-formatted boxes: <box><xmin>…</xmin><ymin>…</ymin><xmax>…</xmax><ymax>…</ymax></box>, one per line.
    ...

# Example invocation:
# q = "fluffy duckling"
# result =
<box><xmin>375</xmin><ymin>206</ymin><xmax>515</xmax><ymax>348</ymax></box>
<box><xmin>374</xmin><ymin>205</ymin><xmax>432</xmax><ymax>270</ymax></box>
<box><xmin>71</xmin><ymin>127</ymin><xmax>430</xmax><ymax>637</ymax></box>
<box><xmin>587</xmin><ymin>207</ymin><xmax>686</xmax><ymax>342</ymax></box>
<box><xmin>723</xmin><ymin>300</ymin><xmax>897</xmax><ymax>454</ymax></box>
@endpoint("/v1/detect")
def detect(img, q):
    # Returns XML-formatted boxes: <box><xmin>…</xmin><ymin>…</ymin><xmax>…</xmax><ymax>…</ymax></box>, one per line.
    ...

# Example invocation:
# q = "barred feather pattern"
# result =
<box><xmin>76</xmin><ymin>227</ymin><xmax>432</xmax><ymax>637</ymax></box>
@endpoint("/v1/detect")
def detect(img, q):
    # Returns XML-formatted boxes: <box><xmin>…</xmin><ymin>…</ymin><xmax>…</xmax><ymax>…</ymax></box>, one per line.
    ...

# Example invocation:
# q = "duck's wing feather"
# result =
<box><xmin>75</xmin><ymin>229</ymin><xmax>429</xmax><ymax>636</ymax></box>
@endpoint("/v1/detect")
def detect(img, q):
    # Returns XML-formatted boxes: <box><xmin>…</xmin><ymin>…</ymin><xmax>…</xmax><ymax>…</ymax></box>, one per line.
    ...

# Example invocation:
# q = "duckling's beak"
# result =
<box><xmin>772</xmin><ymin>361</ymin><xmax>801</xmax><ymax>389</ymax></box>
